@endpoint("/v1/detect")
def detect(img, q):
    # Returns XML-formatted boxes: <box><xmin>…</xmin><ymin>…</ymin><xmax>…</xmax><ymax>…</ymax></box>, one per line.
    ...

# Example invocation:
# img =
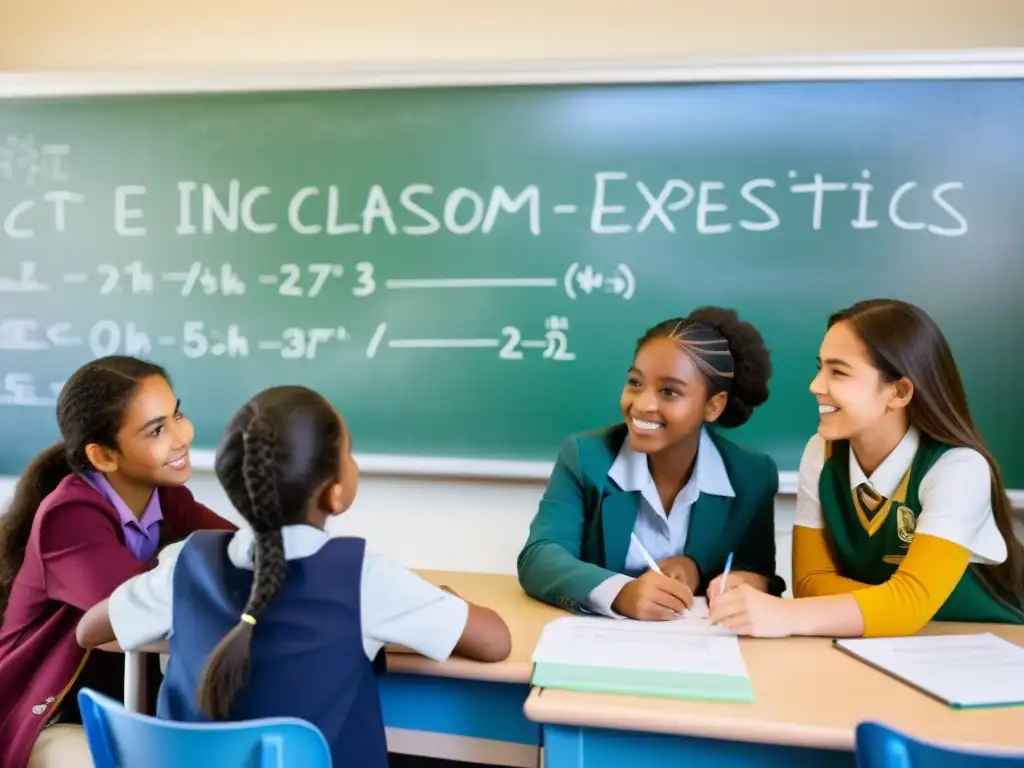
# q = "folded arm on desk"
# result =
<box><xmin>792</xmin><ymin>526</ymin><xmax>972</xmax><ymax>637</ymax></box>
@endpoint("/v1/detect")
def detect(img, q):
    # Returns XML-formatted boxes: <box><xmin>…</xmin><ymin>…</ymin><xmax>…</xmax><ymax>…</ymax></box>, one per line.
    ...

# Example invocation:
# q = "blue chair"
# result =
<box><xmin>856</xmin><ymin>722</ymin><xmax>1024</xmax><ymax>767</ymax></box>
<box><xmin>77</xmin><ymin>688</ymin><xmax>332</xmax><ymax>768</ymax></box>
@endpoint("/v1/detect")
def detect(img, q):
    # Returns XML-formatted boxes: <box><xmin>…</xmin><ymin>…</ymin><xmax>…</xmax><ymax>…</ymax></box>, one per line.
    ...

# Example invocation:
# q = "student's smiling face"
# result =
<box><xmin>89</xmin><ymin>375</ymin><xmax>195</xmax><ymax>486</ymax></box>
<box><xmin>810</xmin><ymin>321</ymin><xmax>908</xmax><ymax>441</ymax></box>
<box><xmin>620</xmin><ymin>337</ymin><xmax>725</xmax><ymax>454</ymax></box>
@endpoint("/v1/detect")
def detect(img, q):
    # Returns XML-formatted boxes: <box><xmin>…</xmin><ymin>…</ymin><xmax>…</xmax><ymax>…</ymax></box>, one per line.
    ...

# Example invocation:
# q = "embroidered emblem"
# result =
<box><xmin>896</xmin><ymin>504</ymin><xmax>917</xmax><ymax>545</ymax></box>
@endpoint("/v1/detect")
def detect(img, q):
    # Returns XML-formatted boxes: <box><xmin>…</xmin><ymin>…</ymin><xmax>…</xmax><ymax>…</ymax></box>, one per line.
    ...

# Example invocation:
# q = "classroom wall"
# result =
<box><xmin>2</xmin><ymin>0</ymin><xmax>1022</xmax><ymax>592</ymax></box>
<box><xmin>1</xmin><ymin>0</ymin><xmax>1023</xmax><ymax>70</ymax></box>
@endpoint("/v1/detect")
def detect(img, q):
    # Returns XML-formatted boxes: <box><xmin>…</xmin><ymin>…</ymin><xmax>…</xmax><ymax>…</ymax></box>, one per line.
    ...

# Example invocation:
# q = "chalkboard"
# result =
<box><xmin>2</xmin><ymin>71</ymin><xmax>1023</xmax><ymax>488</ymax></box>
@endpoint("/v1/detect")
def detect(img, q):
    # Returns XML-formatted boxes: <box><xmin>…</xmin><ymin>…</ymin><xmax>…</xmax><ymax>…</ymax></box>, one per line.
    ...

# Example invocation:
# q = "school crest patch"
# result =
<box><xmin>896</xmin><ymin>504</ymin><xmax>917</xmax><ymax>546</ymax></box>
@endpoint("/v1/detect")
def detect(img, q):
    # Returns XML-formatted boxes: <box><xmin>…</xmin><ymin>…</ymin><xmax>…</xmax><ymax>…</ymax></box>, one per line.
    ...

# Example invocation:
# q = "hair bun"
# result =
<box><xmin>687</xmin><ymin>307</ymin><xmax>772</xmax><ymax>428</ymax></box>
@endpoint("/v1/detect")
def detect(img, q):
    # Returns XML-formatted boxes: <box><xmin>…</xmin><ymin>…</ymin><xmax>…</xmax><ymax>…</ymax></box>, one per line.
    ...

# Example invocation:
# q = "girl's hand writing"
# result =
<box><xmin>656</xmin><ymin>556</ymin><xmax>700</xmax><ymax>592</ymax></box>
<box><xmin>612</xmin><ymin>570</ymin><xmax>693</xmax><ymax>621</ymax></box>
<box><xmin>707</xmin><ymin>571</ymin><xmax>768</xmax><ymax>607</ymax></box>
<box><xmin>708</xmin><ymin>584</ymin><xmax>795</xmax><ymax>637</ymax></box>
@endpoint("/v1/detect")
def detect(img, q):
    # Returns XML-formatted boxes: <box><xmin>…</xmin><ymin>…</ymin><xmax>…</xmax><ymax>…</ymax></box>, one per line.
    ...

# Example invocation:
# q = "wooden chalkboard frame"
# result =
<box><xmin>3</xmin><ymin>48</ymin><xmax>1023</xmax><ymax>505</ymax></box>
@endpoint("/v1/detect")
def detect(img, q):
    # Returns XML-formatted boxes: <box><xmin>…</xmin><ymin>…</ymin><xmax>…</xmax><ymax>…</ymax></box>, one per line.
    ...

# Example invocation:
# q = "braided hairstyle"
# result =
<box><xmin>198</xmin><ymin>385</ymin><xmax>345</xmax><ymax>720</ymax></box>
<box><xmin>0</xmin><ymin>356</ymin><xmax>168</xmax><ymax>624</ymax></box>
<box><xmin>636</xmin><ymin>307</ymin><xmax>772</xmax><ymax>428</ymax></box>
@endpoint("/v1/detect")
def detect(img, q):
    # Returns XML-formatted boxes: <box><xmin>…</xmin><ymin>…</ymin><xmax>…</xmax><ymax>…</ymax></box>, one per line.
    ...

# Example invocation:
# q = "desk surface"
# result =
<box><xmin>109</xmin><ymin>568</ymin><xmax>1024</xmax><ymax>754</ymax></box>
<box><xmin>386</xmin><ymin>569</ymin><xmax>566</xmax><ymax>683</ymax></box>
<box><xmin>524</xmin><ymin>623</ymin><xmax>1024</xmax><ymax>754</ymax></box>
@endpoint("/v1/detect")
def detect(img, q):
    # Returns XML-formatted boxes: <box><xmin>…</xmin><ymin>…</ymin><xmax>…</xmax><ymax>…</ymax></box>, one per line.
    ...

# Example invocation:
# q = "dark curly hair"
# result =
<box><xmin>0</xmin><ymin>356</ymin><xmax>169</xmax><ymax>624</ymax></box>
<box><xmin>198</xmin><ymin>385</ymin><xmax>345</xmax><ymax>720</ymax></box>
<box><xmin>636</xmin><ymin>307</ymin><xmax>772</xmax><ymax>428</ymax></box>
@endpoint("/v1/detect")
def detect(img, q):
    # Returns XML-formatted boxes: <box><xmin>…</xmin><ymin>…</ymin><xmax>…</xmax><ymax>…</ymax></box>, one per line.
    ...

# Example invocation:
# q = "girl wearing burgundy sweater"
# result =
<box><xmin>0</xmin><ymin>356</ymin><xmax>234</xmax><ymax>768</ymax></box>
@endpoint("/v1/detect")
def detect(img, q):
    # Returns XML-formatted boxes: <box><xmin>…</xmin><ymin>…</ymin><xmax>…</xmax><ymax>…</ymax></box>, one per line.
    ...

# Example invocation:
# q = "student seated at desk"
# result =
<box><xmin>0</xmin><ymin>356</ymin><xmax>234</xmax><ymax>768</ymax></box>
<box><xmin>77</xmin><ymin>384</ymin><xmax>511</xmax><ymax>768</ymax></box>
<box><xmin>710</xmin><ymin>299</ymin><xmax>1024</xmax><ymax>637</ymax></box>
<box><xmin>518</xmin><ymin>307</ymin><xmax>786</xmax><ymax>621</ymax></box>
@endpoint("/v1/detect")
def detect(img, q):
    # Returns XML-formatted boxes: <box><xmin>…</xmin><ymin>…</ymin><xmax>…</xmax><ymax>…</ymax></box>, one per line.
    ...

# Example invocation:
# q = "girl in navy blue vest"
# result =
<box><xmin>76</xmin><ymin>385</ymin><xmax>512</xmax><ymax>767</ymax></box>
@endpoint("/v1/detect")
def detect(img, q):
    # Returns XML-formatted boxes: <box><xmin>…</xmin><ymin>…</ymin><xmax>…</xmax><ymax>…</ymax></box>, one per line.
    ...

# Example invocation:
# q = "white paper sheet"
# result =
<box><xmin>533</xmin><ymin>610</ymin><xmax>749</xmax><ymax>678</ymax></box>
<box><xmin>835</xmin><ymin>633</ymin><xmax>1024</xmax><ymax>708</ymax></box>
<box><xmin>682</xmin><ymin>596</ymin><xmax>708</xmax><ymax>619</ymax></box>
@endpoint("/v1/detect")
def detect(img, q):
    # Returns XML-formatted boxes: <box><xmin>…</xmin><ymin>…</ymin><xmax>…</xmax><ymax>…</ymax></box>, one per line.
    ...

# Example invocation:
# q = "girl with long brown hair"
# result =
<box><xmin>711</xmin><ymin>299</ymin><xmax>1023</xmax><ymax>636</ymax></box>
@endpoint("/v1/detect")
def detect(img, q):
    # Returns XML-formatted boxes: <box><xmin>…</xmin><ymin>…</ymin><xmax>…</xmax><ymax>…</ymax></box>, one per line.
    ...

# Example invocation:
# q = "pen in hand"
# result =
<box><xmin>630</xmin><ymin>533</ymin><xmax>664</xmax><ymax>575</ymax></box>
<box><xmin>719</xmin><ymin>551</ymin><xmax>734</xmax><ymax>596</ymax></box>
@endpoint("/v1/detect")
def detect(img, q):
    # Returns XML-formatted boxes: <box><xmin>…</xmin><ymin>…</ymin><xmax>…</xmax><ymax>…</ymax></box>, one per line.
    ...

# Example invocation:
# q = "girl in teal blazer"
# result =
<box><xmin>517</xmin><ymin>307</ymin><xmax>785</xmax><ymax>621</ymax></box>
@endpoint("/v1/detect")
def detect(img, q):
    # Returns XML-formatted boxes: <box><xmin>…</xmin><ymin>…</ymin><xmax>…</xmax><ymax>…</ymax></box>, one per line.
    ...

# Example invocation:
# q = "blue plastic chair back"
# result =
<box><xmin>856</xmin><ymin>722</ymin><xmax>1024</xmax><ymax>767</ymax></box>
<box><xmin>77</xmin><ymin>688</ymin><xmax>332</xmax><ymax>768</ymax></box>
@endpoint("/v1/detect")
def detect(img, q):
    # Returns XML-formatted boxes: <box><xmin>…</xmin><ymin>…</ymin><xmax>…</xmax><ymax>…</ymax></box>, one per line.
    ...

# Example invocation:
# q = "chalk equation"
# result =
<box><xmin>0</xmin><ymin>314</ymin><xmax>575</xmax><ymax>390</ymax></box>
<box><xmin>0</xmin><ymin>260</ymin><xmax>636</xmax><ymax>302</ymax></box>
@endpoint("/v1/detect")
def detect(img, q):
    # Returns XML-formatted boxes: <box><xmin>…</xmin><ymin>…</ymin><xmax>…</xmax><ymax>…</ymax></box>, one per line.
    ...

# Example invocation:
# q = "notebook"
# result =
<box><xmin>834</xmin><ymin>633</ymin><xmax>1024</xmax><ymax>709</ymax></box>
<box><xmin>531</xmin><ymin>600</ymin><xmax>754</xmax><ymax>703</ymax></box>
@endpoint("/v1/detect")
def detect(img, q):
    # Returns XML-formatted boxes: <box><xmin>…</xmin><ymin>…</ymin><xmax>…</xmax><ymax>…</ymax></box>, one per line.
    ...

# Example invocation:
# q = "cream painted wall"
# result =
<box><xmin>1</xmin><ymin>0</ymin><xmax>1022</xmax><ymax>71</ymax></box>
<box><xmin>1</xmin><ymin>0</ymin><xmax>1021</xmax><ymax>592</ymax></box>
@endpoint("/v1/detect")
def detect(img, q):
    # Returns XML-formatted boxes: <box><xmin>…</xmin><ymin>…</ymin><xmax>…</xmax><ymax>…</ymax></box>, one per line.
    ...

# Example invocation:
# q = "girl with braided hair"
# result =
<box><xmin>0</xmin><ymin>355</ymin><xmax>234</xmax><ymax>768</ymax></box>
<box><xmin>77</xmin><ymin>385</ymin><xmax>511</xmax><ymax>767</ymax></box>
<box><xmin>518</xmin><ymin>307</ymin><xmax>785</xmax><ymax>621</ymax></box>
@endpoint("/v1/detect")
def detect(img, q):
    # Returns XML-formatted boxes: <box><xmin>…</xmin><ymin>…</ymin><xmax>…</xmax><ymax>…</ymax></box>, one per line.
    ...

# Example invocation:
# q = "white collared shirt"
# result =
<box><xmin>585</xmin><ymin>427</ymin><xmax>736</xmax><ymax>617</ymax></box>
<box><xmin>794</xmin><ymin>426</ymin><xmax>1007</xmax><ymax>565</ymax></box>
<box><xmin>108</xmin><ymin>525</ymin><xmax>469</xmax><ymax>663</ymax></box>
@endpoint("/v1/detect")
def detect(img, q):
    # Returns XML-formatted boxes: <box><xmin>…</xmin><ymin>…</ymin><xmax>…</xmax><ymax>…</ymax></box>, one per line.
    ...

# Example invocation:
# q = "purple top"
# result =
<box><xmin>81</xmin><ymin>471</ymin><xmax>163</xmax><ymax>562</ymax></box>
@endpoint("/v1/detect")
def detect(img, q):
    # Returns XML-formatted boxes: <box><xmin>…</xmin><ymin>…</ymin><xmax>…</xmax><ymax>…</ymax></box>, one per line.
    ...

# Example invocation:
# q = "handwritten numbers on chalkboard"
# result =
<box><xmin>276</xmin><ymin>262</ymin><xmax>341</xmax><ymax>297</ymax></box>
<box><xmin>261</xmin><ymin>262</ymin><xmax>373</xmax><ymax>298</ymax></box>
<box><xmin>353</xmin><ymin>262</ymin><xmax>376</xmax><ymax>297</ymax></box>
<box><xmin>97</xmin><ymin>262</ymin><xmax>155</xmax><ymax>295</ymax></box>
<box><xmin>90</xmin><ymin>321</ymin><xmax>152</xmax><ymax>357</ymax></box>
<box><xmin>542</xmin><ymin>316</ymin><xmax>576</xmax><ymax>361</ymax></box>
<box><xmin>181</xmin><ymin>321</ymin><xmax>249</xmax><ymax>359</ymax></box>
<box><xmin>499</xmin><ymin>327</ymin><xmax>524</xmax><ymax>360</ymax></box>
<box><xmin>280</xmin><ymin>327</ymin><xmax>346</xmax><ymax>360</ymax></box>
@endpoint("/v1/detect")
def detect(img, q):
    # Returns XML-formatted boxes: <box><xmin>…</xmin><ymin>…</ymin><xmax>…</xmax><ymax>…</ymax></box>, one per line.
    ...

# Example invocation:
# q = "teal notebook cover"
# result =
<box><xmin>531</xmin><ymin>661</ymin><xmax>755</xmax><ymax>704</ymax></box>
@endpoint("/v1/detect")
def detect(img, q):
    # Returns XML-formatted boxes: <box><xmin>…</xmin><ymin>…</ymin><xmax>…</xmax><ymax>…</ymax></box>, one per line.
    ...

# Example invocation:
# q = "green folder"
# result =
<box><xmin>531</xmin><ymin>662</ymin><xmax>755</xmax><ymax>703</ymax></box>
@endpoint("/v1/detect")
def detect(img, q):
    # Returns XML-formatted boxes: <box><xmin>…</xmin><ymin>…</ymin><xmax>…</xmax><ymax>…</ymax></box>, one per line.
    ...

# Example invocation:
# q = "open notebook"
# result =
<box><xmin>531</xmin><ymin>598</ymin><xmax>754</xmax><ymax>703</ymax></box>
<box><xmin>834</xmin><ymin>633</ymin><xmax>1024</xmax><ymax>709</ymax></box>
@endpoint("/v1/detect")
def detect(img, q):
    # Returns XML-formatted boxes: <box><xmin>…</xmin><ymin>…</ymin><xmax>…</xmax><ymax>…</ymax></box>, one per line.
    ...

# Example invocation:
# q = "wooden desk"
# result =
<box><xmin>525</xmin><ymin>623</ymin><xmax>1024</xmax><ymax>768</ymax></box>
<box><xmin>388</xmin><ymin>569</ymin><xmax>565</xmax><ymax>683</ymax></box>
<box><xmin>379</xmin><ymin>570</ymin><xmax>563</xmax><ymax>766</ymax></box>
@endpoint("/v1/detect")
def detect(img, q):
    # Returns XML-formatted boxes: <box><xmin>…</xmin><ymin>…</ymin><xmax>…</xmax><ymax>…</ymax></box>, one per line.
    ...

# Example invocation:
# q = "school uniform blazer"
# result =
<box><xmin>517</xmin><ymin>423</ymin><xmax>785</xmax><ymax>612</ymax></box>
<box><xmin>0</xmin><ymin>475</ymin><xmax>235</xmax><ymax>768</ymax></box>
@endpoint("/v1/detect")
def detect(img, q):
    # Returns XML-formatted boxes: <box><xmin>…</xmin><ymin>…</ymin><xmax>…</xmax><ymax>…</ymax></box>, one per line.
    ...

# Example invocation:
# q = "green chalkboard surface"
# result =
<box><xmin>1</xmin><ymin>75</ymin><xmax>1023</xmax><ymax>486</ymax></box>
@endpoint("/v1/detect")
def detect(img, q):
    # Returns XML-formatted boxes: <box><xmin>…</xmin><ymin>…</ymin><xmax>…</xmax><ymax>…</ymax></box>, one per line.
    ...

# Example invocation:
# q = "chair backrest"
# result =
<box><xmin>77</xmin><ymin>688</ymin><xmax>332</xmax><ymax>768</ymax></box>
<box><xmin>855</xmin><ymin>722</ymin><xmax>1024</xmax><ymax>768</ymax></box>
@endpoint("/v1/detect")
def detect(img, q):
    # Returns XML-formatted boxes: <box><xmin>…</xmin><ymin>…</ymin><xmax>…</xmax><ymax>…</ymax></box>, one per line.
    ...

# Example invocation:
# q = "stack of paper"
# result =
<box><xmin>532</xmin><ymin>599</ymin><xmax>754</xmax><ymax>703</ymax></box>
<box><xmin>834</xmin><ymin>633</ymin><xmax>1024</xmax><ymax>709</ymax></box>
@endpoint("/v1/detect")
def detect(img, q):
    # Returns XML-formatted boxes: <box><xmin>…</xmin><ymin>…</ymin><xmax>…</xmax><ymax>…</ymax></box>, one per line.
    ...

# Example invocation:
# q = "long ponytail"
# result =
<box><xmin>198</xmin><ymin>416</ymin><xmax>289</xmax><ymax>720</ymax></box>
<box><xmin>0</xmin><ymin>444</ymin><xmax>72</xmax><ymax>623</ymax></box>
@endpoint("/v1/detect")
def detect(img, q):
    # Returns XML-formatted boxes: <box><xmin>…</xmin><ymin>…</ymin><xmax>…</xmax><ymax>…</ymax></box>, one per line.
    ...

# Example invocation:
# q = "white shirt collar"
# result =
<box><xmin>608</xmin><ymin>426</ymin><xmax>735</xmax><ymax>499</ymax></box>
<box><xmin>848</xmin><ymin>425</ymin><xmax>920</xmax><ymax>497</ymax></box>
<box><xmin>226</xmin><ymin>524</ymin><xmax>331</xmax><ymax>570</ymax></box>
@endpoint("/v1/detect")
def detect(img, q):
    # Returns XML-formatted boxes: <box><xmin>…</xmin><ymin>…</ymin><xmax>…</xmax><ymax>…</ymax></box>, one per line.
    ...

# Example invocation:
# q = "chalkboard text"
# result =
<box><xmin>0</xmin><ymin>314</ymin><xmax>577</xmax><ymax>407</ymax></box>
<box><xmin>2</xmin><ymin>170</ymin><xmax>967</xmax><ymax>240</ymax></box>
